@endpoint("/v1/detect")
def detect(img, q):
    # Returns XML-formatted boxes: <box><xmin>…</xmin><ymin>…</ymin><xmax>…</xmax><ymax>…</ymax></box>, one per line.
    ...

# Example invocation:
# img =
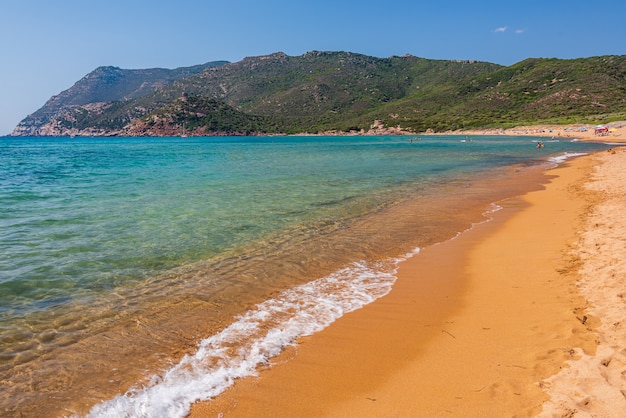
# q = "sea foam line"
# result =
<box><xmin>80</xmin><ymin>249</ymin><xmax>419</xmax><ymax>418</ymax></box>
<box><xmin>548</xmin><ymin>151</ymin><xmax>587</xmax><ymax>165</ymax></box>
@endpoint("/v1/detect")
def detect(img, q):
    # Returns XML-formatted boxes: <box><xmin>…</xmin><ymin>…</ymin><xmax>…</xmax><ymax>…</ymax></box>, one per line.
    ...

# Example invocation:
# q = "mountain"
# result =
<box><xmin>11</xmin><ymin>52</ymin><xmax>626</xmax><ymax>136</ymax></box>
<box><xmin>11</xmin><ymin>61</ymin><xmax>229</xmax><ymax>136</ymax></box>
<box><xmin>125</xmin><ymin>94</ymin><xmax>279</xmax><ymax>136</ymax></box>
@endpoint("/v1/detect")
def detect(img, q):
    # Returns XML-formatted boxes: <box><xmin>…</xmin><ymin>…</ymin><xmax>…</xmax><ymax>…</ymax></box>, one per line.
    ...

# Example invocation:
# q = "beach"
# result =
<box><xmin>190</xmin><ymin>135</ymin><xmax>626</xmax><ymax>417</ymax></box>
<box><xmin>440</xmin><ymin>121</ymin><xmax>626</xmax><ymax>143</ymax></box>
<box><xmin>1</xmin><ymin>133</ymin><xmax>623</xmax><ymax>417</ymax></box>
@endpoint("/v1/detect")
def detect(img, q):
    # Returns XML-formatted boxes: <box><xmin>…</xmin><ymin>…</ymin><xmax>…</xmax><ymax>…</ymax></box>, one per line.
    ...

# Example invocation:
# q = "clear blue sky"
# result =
<box><xmin>1</xmin><ymin>0</ymin><xmax>625</xmax><ymax>135</ymax></box>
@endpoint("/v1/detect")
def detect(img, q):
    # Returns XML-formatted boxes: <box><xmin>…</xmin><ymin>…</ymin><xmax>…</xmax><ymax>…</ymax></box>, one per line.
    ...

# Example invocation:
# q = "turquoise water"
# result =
<box><xmin>0</xmin><ymin>135</ymin><xmax>568</xmax><ymax>315</ymax></box>
<box><xmin>0</xmin><ymin>135</ymin><xmax>611</xmax><ymax>416</ymax></box>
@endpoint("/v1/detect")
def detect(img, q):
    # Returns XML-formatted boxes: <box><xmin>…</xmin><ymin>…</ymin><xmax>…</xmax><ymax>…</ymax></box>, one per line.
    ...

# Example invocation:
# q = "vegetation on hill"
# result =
<box><xmin>125</xmin><ymin>95</ymin><xmax>281</xmax><ymax>136</ymax></box>
<box><xmin>11</xmin><ymin>52</ymin><xmax>626</xmax><ymax>136</ymax></box>
<box><xmin>12</xmin><ymin>61</ymin><xmax>229</xmax><ymax>136</ymax></box>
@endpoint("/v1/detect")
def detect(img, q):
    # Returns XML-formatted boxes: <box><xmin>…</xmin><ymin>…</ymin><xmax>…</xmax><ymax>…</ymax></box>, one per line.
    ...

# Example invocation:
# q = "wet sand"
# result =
<box><xmin>190</xmin><ymin>146</ymin><xmax>626</xmax><ymax>417</ymax></box>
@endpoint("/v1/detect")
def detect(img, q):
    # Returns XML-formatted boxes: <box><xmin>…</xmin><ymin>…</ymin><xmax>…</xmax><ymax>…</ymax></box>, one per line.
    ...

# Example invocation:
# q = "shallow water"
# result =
<box><xmin>0</xmin><ymin>135</ymin><xmax>611</xmax><ymax>417</ymax></box>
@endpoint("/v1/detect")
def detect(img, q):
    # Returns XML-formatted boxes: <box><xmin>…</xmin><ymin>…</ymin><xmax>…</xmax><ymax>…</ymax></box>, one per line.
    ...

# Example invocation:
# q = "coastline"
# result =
<box><xmin>5</xmin><ymin>133</ymin><xmax>619</xmax><ymax>417</ymax></box>
<box><xmin>189</xmin><ymin>145</ymin><xmax>626</xmax><ymax>416</ymax></box>
<box><xmin>315</xmin><ymin>120</ymin><xmax>626</xmax><ymax>142</ymax></box>
<box><xmin>430</xmin><ymin>121</ymin><xmax>626</xmax><ymax>144</ymax></box>
<box><xmin>537</xmin><ymin>147</ymin><xmax>626</xmax><ymax>416</ymax></box>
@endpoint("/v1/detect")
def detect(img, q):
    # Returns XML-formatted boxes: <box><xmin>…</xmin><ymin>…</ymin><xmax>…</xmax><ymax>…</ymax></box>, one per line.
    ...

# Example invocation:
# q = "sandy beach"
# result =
<box><xmin>443</xmin><ymin>121</ymin><xmax>626</xmax><ymax>144</ymax></box>
<box><xmin>185</xmin><ymin>126</ymin><xmax>626</xmax><ymax>418</ymax></box>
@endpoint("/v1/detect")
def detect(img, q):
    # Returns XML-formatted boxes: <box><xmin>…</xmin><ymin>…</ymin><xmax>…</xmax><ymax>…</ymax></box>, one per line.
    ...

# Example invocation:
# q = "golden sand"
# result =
<box><xmin>441</xmin><ymin>121</ymin><xmax>626</xmax><ymax>144</ymax></box>
<box><xmin>537</xmin><ymin>148</ymin><xmax>626</xmax><ymax>416</ymax></box>
<box><xmin>189</xmin><ymin>132</ymin><xmax>626</xmax><ymax>417</ymax></box>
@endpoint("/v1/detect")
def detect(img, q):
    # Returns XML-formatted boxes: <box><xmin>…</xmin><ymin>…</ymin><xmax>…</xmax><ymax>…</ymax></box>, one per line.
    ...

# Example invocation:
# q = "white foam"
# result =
<box><xmin>483</xmin><ymin>202</ymin><xmax>503</xmax><ymax>217</ymax></box>
<box><xmin>80</xmin><ymin>251</ymin><xmax>418</xmax><ymax>418</ymax></box>
<box><xmin>548</xmin><ymin>152</ymin><xmax>587</xmax><ymax>165</ymax></box>
<box><xmin>443</xmin><ymin>202</ymin><xmax>503</xmax><ymax>245</ymax></box>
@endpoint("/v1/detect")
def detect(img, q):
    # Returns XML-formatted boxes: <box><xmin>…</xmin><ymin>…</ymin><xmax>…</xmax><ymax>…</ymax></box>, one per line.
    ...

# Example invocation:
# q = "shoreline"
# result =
<box><xmin>189</xmin><ymin>148</ymin><xmax>626</xmax><ymax>416</ymax></box>
<box><xmin>295</xmin><ymin>120</ymin><xmax>626</xmax><ymax>141</ymax></box>
<box><xmin>316</xmin><ymin>121</ymin><xmax>626</xmax><ymax>143</ymax></box>
<box><xmin>4</xmin><ymin>135</ymin><xmax>616</xmax><ymax>417</ymax></box>
<box><xmin>426</xmin><ymin>121</ymin><xmax>626</xmax><ymax>144</ymax></box>
<box><xmin>538</xmin><ymin>148</ymin><xmax>626</xmax><ymax>416</ymax></box>
<box><xmin>7</xmin><ymin>120</ymin><xmax>626</xmax><ymax>142</ymax></box>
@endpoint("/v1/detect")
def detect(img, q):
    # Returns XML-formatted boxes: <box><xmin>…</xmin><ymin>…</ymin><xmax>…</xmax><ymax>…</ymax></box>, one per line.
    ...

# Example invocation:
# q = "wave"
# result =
<box><xmin>81</xmin><ymin>249</ymin><xmax>420</xmax><ymax>418</ymax></box>
<box><xmin>548</xmin><ymin>152</ymin><xmax>588</xmax><ymax>165</ymax></box>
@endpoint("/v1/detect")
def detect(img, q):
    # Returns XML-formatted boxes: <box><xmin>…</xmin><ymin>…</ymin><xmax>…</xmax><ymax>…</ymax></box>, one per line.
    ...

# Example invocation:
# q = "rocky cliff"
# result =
<box><xmin>12</xmin><ymin>61</ymin><xmax>228</xmax><ymax>136</ymax></box>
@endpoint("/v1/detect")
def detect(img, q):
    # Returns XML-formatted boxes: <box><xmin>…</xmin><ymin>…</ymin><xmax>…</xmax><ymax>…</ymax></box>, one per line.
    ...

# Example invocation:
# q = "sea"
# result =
<box><xmin>0</xmin><ymin>135</ymin><xmax>612</xmax><ymax>417</ymax></box>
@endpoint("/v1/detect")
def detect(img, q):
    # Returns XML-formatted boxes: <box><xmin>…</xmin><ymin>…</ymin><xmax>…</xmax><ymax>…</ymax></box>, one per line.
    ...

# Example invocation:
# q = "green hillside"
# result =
<box><xmin>11</xmin><ymin>52</ymin><xmax>626</xmax><ymax>136</ymax></box>
<box><xmin>12</xmin><ymin>61</ymin><xmax>229</xmax><ymax>136</ymax></box>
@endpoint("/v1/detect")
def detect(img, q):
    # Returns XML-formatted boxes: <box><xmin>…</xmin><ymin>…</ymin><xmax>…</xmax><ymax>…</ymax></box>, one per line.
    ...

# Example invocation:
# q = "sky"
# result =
<box><xmin>1</xmin><ymin>0</ymin><xmax>626</xmax><ymax>135</ymax></box>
